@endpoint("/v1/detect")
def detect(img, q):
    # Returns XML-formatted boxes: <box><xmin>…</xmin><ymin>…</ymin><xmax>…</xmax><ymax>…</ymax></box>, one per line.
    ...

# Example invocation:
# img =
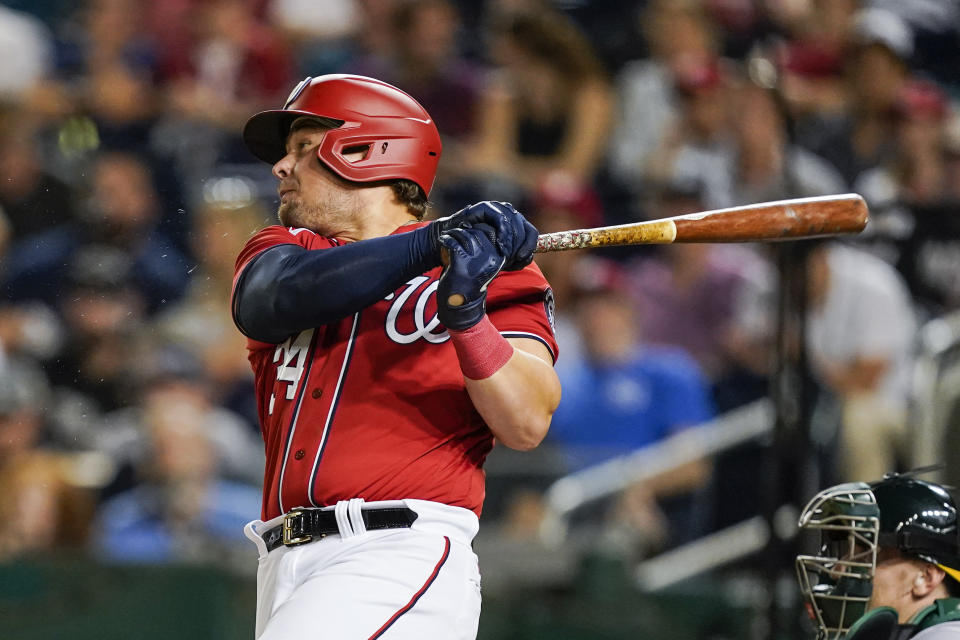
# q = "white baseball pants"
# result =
<box><xmin>244</xmin><ymin>499</ymin><xmax>481</xmax><ymax>639</ymax></box>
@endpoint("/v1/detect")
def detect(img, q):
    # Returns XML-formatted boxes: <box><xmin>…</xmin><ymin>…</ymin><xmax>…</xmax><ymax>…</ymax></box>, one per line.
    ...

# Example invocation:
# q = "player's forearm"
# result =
<box><xmin>233</xmin><ymin>228</ymin><xmax>438</xmax><ymax>343</ymax></box>
<box><xmin>464</xmin><ymin>339</ymin><xmax>561</xmax><ymax>451</ymax></box>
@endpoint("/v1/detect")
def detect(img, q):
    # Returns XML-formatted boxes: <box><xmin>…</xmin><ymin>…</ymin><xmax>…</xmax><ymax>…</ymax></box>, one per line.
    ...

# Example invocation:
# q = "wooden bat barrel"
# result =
<box><xmin>534</xmin><ymin>194</ymin><xmax>868</xmax><ymax>252</ymax></box>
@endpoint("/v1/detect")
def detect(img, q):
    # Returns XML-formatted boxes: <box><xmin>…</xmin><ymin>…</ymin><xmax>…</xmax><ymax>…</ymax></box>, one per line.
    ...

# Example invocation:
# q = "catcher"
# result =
<box><xmin>796</xmin><ymin>473</ymin><xmax>960</xmax><ymax>640</ymax></box>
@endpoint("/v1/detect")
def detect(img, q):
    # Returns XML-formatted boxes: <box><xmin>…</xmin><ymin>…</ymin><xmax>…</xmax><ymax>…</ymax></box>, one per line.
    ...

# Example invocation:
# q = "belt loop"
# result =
<box><xmin>334</xmin><ymin>500</ymin><xmax>355</xmax><ymax>538</ymax></box>
<box><xmin>244</xmin><ymin>520</ymin><xmax>269</xmax><ymax>559</ymax></box>
<box><xmin>347</xmin><ymin>498</ymin><xmax>366</xmax><ymax>535</ymax></box>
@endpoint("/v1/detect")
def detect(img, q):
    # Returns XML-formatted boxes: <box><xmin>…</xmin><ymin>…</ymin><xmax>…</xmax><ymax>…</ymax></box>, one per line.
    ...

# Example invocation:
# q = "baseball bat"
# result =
<box><xmin>534</xmin><ymin>193</ymin><xmax>868</xmax><ymax>252</ymax></box>
<box><xmin>444</xmin><ymin>194</ymin><xmax>867</xmax><ymax>306</ymax></box>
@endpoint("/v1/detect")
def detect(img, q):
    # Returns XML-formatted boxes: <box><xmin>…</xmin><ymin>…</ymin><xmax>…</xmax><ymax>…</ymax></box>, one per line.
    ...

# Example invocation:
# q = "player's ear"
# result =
<box><xmin>912</xmin><ymin>564</ymin><xmax>945</xmax><ymax>597</ymax></box>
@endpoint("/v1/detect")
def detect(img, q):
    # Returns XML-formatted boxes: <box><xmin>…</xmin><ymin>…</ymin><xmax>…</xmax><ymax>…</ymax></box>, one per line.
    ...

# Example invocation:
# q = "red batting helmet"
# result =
<box><xmin>242</xmin><ymin>74</ymin><xmax>442</xmax><ymax>195</ymax></box>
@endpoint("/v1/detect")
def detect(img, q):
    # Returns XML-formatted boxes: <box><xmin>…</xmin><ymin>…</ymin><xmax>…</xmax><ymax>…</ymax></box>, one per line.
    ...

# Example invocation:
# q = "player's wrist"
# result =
<box><xmin>447</xmin><ymin>316</ymin><xmax>514</xmax><ymax>380</ymax></box>
<box><xmin>438</xmin><ymin>294</ymin><xmax>487</xmax><ymax>331</ymax></box>
<box><xmin>413</xmin><ymin>224</ymin><xmax>444</xmax><ymax>269</ymax></box>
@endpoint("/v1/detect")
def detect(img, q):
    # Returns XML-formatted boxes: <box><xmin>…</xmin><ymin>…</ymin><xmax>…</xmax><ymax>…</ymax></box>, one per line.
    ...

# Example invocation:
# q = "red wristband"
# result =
<box><xmin>448</xmin><ymin>316</ymin><xmax>514</xmax><ymax>380</ymax></box>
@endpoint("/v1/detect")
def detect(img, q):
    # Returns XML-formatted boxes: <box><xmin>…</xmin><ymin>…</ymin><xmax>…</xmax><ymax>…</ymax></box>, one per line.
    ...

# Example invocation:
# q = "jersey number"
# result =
<box><xmin>270</xmin><ymin>329</ymin><xmax>314</xmax><ymax>413</ymax></box>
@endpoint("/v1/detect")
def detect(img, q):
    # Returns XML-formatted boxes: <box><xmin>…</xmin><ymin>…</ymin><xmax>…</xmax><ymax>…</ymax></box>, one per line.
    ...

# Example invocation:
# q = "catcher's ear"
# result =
<box><xmin>912</xmin><ymin>565</ymin><xmax>946</xmax><ymax>597</ymax></box>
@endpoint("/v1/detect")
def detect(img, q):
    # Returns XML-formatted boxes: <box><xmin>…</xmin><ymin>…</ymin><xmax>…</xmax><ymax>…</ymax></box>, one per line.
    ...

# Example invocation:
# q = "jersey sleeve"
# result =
<box><xmin>232</xmin><ymin>225</ymin><xmax>339</xmax><ymax>314</ymax></box>
<box><xmin>232</xmin><ymin>226</ymin><xmax>338</xmax><ymax>351</ymax></box>
<box><xmin>234</xmin><ymin>225</ymin><xmax>337</xmax><ymax>276</ymax></box>
<box><xmin>485</xmin><ymin>261</ymin><xmax>558</xmax><ymax>363</ymax></box>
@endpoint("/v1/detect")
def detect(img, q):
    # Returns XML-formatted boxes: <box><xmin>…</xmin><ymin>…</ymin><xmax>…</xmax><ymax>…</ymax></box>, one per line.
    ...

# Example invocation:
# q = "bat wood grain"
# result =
<box><xmin>534</xmin><ymin>193</ymin><xmax>868</xmax><ymax>252</ymax></box>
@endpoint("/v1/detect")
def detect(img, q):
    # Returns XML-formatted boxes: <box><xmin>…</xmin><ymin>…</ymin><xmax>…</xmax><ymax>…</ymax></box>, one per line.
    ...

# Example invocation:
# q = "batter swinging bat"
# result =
<box><xmin>534</xmin><ymin>193</ymin><xmax>868</xmax><ymax>253</ymax></box>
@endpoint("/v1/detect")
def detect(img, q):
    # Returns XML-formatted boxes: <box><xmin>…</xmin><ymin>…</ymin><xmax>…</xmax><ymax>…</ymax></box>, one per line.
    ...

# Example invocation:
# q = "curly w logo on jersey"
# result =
<box><xmin>384</xmin><ymin>276</ymin><xmax>449</xmax><ymax>345</ymax></box>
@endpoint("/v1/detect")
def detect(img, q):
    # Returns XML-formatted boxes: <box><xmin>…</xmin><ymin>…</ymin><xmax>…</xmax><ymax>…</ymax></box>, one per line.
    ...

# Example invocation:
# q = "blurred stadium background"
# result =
<box><xmin>0</xmin><ymin>0</ymin><xmax>959</xmax><ymax>638</ymax></box>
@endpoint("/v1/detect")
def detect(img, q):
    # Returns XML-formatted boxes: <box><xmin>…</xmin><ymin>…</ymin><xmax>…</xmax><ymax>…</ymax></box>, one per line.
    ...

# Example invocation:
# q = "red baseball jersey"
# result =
<box><xmin>233</xmin><ymin>223</ymin><xmax>557</xmax><ymax>520</ymax></box>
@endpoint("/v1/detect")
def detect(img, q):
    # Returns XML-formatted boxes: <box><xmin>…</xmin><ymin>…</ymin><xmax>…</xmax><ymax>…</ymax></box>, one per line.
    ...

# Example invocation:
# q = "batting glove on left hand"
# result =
<box><xmin>437</xmin><ymin>224</ymin><xmax>506</xmax><ymax>331</ymax></box>
<box><xmin>429</xmin><ymin>201</ymin><xmax>538</xmax><ymax>272</ymax></box>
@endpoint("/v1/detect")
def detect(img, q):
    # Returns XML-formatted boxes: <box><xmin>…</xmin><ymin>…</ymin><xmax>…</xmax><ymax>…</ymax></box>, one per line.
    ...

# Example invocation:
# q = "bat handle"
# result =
<box><xmin>535</xmin><ymin>229</ymin><xmax>595</xmax><ymax>253</ymax></box>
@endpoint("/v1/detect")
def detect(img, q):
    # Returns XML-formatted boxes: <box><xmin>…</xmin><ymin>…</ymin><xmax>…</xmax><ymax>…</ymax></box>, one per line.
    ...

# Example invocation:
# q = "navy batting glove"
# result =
<box><xmin>437</xmin><ymin>225</ymin><xmax>506</xmax><ymax>331</ymax></box>
<box><xmin>429</xmin><ymin>201</ymin><xmax>539</xmax><ymax>271</ymax></box>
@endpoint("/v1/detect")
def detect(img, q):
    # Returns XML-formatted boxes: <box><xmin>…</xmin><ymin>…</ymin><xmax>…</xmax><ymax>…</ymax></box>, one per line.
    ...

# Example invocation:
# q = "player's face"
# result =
<box><xmin>272</xmin><ymin>126</ymin><xmax>365</xmax><ymax>234</ymax></box>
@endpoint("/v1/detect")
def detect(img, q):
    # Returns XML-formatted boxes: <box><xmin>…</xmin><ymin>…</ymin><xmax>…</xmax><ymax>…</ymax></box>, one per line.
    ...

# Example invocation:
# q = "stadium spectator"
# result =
<box><xmin>642</xmin><ymin>54</ymin><xmax>734</xmax><ymax>209</ymax></box>
<box><xmin>90</xmin><ymin>381</ymin><xmax>261</xmax><ymax>566</ymax></box>
<box><xmin>0</xmin><ymin>359</ymin><xmax>96</xmax><ymax>560</ymax></box>
<box><xmin>856</xmin><ymin>79</ymin><xmax>956</xmax><ymax>210</ymax></box>
<box><xmin>0</xmin><ymin>112</ymin><xmax>75</xmax><ymax>241</ymax></box>
<box><xmin>803</xmin><ymin>7</ymin><xmax>915</xmax><ymax>186</ymax></box>
<box><xmin>24</xmin><ymin>0</ymin><xmax>164</xmax><ymax>150</ymax></box>
<box><xmin>645</xmin><ymin>63</ymin><xmax>845</xmax><ymax>211</ymax></box>
<box><xmin>42</xmin><ymin>250</ymin><xmax>148</xmax><ymax>422</ymax></box>
<box><xmin>775</xmin><ymin>38</ymin><xmax>846</xmax><ymax>140</ymax></box>
<box><xmin>3</xmin><ymin>152</ymin><xmax>190</xmax><ymax>310</ymax></box>
<box><xmin>157</xmin><ymin>0</ymin><xmax>296</xmax><ymax>178</ymax></box>
<box><xmin>853</xmin><ymin>79</ymin><xmax>960</xmax><ymax>313</ymax></box>
<box><xmin>608</xmin><ymin>0</ymin><xmax>720</xmax><ymax>191</ymax></box>
<box><xmin>155</xmin><ymin>198</ymin><xmax>269</xmax><ymax>431</ymax></box>
<box><xmin>549</xmin><ymin>280</ymin><xmax>714</xmax><ymax>466</ymax></box>
<box><xmin>627</xmin><ymin>180</ymin><xmax>773</xmax><ymax>411</ymax></box>
<box><xmin>725</xmin><ymin>82</ymin><xmax>845</xmax><ymax>207</ymax></box>
<box><xmin>805</xmin><ymin>241</ymin><xmax>917</xmax><ymax>482</ymax></box>
<box><xmin>546</xmin><ymin>277</ymin><xmax>714</xmax><ymax>554</ymax></box>
<box><xmin>163</xmin><ymin>0</ymin><xmax>295</xmax><ymax>133</ymax></box>
<box><xmin>87</xmin><ymin>344</ymin><xmax>263</xmax><ymax>493</ymax></box>
<box><xmin>466</xmin><ymin>6</ymin><xmax>614</xmax><ymax>197</ymax></box>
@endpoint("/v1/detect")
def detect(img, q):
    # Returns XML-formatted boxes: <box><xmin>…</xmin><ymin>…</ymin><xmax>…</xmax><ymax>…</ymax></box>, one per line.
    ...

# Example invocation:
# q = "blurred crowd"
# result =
<box><xmin>0</xmin><ymin>0</ymin><xmax>958</xmax><ymax>577</ymax></box>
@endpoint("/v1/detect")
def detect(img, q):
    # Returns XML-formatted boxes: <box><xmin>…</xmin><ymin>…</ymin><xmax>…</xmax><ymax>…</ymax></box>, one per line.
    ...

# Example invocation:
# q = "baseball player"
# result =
<box><xmin>231</xmin><ymin>74</ymin><xmax>560</xmax><ymax>639</ymax></box>
<box><xmin>796</xmin><ymin>474</ymin><xmax>960</xmax><ymax>640</ymax></box>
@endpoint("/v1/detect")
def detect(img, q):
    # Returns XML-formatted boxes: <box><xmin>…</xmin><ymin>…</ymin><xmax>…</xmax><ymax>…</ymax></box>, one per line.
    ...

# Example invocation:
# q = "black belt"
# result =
<box><xmin>263</xmin><ymin>506</ymin><xmax>418</xmax><ymax>552</ymax></box>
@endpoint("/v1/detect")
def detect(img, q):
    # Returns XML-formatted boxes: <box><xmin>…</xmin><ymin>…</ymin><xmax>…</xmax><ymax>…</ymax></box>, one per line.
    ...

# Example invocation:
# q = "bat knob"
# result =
<box><xmin>439</xmin><ymin>249</ymin><xmax>465</xmax><ymax>306</ymax></box>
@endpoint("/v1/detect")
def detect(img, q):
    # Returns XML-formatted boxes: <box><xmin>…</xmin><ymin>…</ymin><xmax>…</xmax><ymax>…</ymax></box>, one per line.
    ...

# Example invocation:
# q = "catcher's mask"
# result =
<box><xmin>242</xmin><ymin>74</ymin><xmax>442</xmax><ymax>196</ymax></box>
<box><xmin>796</xmin><ymin>482</ymin><xmax>880</xmax><ymax>640</ymax></box>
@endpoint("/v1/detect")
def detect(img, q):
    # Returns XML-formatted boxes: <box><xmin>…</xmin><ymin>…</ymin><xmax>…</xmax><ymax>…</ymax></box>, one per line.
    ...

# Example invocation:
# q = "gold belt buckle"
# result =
<box><xmin>281</xmin><ymin>509</ymin><xmax>313</xmax><ymax>546</ymax></box>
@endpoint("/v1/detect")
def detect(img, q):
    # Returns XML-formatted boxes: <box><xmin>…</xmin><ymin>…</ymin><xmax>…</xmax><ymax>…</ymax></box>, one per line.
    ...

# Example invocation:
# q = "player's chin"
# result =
<box><xmin>277</xmin><ymin>202</ymin><xmax>298</xmax><ymax>227</ymax></box>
